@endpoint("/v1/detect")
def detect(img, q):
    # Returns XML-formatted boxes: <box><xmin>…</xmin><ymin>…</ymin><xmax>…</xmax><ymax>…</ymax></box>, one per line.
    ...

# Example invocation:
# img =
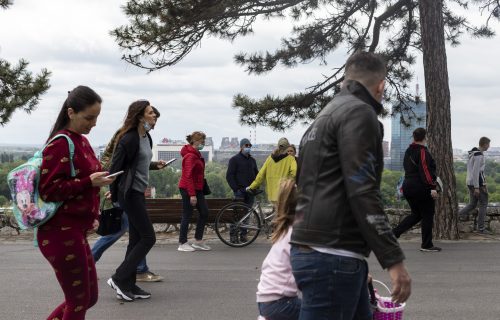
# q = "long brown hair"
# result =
<box><xmin>114</xmin><ymin>100</ymin><xmax>150</xmax><ymax>148</ymax></box>
<box><xmin>48</xmin><ymin>86</ymin><xmax>102</xmax><ymax>141</ymax></box>
<box><xmin>271</xmin><ymin>179</ymin><xmax>297</xmax><ymax>243</ymax></box>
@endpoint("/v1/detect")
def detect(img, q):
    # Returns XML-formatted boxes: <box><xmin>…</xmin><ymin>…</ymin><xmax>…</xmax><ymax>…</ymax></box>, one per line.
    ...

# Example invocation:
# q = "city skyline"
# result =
<box><xmin>0</xmin><ymin>1</ymin><xmax>499</xmax><ymax>151</ymax></box>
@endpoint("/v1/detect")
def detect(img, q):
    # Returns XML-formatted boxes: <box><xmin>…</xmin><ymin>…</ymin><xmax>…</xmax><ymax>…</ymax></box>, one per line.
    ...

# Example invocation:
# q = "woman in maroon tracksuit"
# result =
<box><xmin>177</xmin><ymin>131</ymin><xmax>211</xmax><ymax>252</ymax></box>
<box><xmin>38</xmin><ymin>86</ymin><xmax>114</xmax><ymax>320</ymax></box>
<box><xmin>392</xmin><ymin>127</ymin><xmax>441</xmax><ymax>252</ymax></box>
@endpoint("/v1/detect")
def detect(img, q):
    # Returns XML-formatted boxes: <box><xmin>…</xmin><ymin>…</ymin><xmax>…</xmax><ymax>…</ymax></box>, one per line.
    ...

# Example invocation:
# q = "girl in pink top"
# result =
<box><xmin>256</xmin><ymin>179</ymin><xmax>300</xmax><ymax>320</ymax></box>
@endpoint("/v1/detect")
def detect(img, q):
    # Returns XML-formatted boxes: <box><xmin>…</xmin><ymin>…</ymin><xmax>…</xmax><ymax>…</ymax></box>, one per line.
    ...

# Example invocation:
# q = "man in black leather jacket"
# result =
<box><xmin>290</xmin><ymin>52</ymin><xmax>411</xmax><ymax>319</ymax></box>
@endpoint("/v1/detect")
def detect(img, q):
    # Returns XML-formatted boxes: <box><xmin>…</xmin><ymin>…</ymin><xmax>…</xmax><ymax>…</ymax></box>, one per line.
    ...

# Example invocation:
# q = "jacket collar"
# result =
<box><xmin>342</xmin><ymin>80</ymin><xmax>383</xmax><ymax>115</ymax></box>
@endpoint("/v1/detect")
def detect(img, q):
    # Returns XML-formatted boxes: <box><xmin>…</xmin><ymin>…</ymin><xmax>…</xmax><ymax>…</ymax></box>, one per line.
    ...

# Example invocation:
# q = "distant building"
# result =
<box><xmin>382</xmin><ymin>141</ymin><xmax>389</xmax><ymax>158</ymax></box>
<box><xmin>153</xmin><ymin>137</ymin><xmax>214</xmax><ymax>162</ymax></box>
<box><xmin>389</xmin><ymin>100</ymin><xmax>426</xmax><ymax>171</ymax></box>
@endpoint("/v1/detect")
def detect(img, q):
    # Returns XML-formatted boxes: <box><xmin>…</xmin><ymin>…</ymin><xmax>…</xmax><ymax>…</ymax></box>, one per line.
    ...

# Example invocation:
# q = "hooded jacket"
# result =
<box><xmin>290</xmin><ymin>80</ymin><xmax>404</xmax><ymax>270</ymax></box>
<box><xmin>465</xmin><ymin>147</ymin><xmax>486</xmax><ymax>188</ymax></box>
<box><xmin>178</xmin><ymin>144</ymin><xmax>205</xmax><ymax>196</ymax></box>
<box><xmin>249</xmin><ymin>153</ymin><xmax>297</xmax><ymax>202</ymax></box>
<box><xmin>402</xmin><ymin>143</ymin><xmax>437</xmax><ymax>195</ymax></box>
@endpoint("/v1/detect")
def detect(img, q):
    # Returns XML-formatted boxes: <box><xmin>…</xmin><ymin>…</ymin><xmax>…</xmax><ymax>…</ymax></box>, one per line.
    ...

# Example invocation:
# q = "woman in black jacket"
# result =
<box><xmin>392</xmin><ymin>127</ymin><xmax>441</xmax><ymax>252</ymax></box>
<box><xmin>107</xmin><ymin>100</ymin><xmax>166</xmax><ymax>301</ymax></box>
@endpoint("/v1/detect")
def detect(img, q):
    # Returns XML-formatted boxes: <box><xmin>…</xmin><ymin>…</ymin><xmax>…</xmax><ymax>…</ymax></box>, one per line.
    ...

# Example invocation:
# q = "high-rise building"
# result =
<box><xmin>389</xmin><ymin>100</ymin><xmax>426</xmax><ymax>171</ymax></box>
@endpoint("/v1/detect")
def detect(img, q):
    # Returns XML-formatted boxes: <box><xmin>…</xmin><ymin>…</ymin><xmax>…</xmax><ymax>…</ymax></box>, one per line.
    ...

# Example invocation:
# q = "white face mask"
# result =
<box><xmin>143</xmin><ymin>121</ymin><xmax>152</xmax><ymax>132</ymax></box>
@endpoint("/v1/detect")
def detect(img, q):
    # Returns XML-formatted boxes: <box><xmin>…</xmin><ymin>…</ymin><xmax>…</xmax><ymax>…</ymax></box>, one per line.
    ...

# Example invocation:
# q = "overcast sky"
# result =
<box><xmin>0</xmin><ymin>0</ymin><xmax>499</xmax><ymax>151</ymax></box>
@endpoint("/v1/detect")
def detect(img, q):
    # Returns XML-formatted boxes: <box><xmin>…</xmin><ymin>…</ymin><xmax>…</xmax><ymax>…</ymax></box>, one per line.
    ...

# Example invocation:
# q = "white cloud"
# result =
<box><xmin>0</xmin><ymin>0</ymin><xmax>499</xmax><ymax>151</ymax></box>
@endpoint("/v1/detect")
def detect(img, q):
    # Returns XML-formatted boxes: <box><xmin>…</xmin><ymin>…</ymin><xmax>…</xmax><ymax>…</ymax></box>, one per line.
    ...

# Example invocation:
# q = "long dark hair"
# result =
<box><xmin>48</xmin><ymin>86</ymin><xmax>102</xmax><ymax>141</ymax></box>
<box><xmin>271</xmin><ymin>179</ymin><xmax>297</xmax><ymax>243</ymax></box>
<box><xmin>114</xmin><ymin>100</ymin><xmax>150</xmax><ymax>147</ymax></box>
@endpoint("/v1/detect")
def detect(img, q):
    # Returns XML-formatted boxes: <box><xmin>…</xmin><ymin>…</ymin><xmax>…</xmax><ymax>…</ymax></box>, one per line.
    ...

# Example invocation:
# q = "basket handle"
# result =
<box><xmin>372</xmin><ymin>279</ymin><xmax>406</xmax><ymax>313</ymax></box>
<box><xmin>372</xmin><ymin>279</ymin><xmax>392</xmax><ymax>295</ymax></box>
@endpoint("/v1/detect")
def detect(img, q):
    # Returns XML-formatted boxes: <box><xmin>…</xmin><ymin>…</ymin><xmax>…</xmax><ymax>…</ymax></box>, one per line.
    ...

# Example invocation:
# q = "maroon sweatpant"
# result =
<box><xmin>38</xmin><ymin>225</ymin><xmax>98</xmax><ymax>320</ymax></box>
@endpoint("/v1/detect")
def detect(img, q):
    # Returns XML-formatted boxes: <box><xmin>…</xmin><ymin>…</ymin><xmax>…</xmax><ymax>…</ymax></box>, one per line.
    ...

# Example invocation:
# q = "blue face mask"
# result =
<box><xmin>143</xmin><ymin>121</ymin><xmax>152</xmax><ymax>132</ymax></box>
<box><xmin>242</xmin><ymin>147</ymin><xmax>251</xmax><ymax>155</ymax></box>
<box><xmin>196</xmin><ymin>144</ymin><xmax>205</xmax><ymax>151</ymax></box>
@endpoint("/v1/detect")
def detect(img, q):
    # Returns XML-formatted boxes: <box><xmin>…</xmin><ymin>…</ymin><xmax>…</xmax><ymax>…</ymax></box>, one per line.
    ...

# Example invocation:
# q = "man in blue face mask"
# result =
<box><xmin>225</xmin><ymin>138</ymin><xmax>259</xmax><ymax>243</ymax></box>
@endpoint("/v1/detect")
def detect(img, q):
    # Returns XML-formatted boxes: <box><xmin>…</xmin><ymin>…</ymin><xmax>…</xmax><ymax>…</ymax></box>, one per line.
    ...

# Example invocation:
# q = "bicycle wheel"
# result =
<box><xmin>215</xmin><ymin>202</ymin><xmax>261</xmax><ymax>247</ymax></box>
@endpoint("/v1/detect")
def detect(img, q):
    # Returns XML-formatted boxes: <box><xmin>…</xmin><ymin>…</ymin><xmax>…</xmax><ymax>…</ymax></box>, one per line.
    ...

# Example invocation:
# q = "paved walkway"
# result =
<box><xmin>1</xmin><ymin>235</ymin><xmax>500</xmax><ymax>319</ymax></box>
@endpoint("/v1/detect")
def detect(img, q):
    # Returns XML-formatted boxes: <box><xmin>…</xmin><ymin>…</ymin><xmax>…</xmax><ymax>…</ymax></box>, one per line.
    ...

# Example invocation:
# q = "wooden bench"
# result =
<box><xmin>145</xmin><ymin>198</ymin><xmax>240</xmax><ymax>224</ymax></box>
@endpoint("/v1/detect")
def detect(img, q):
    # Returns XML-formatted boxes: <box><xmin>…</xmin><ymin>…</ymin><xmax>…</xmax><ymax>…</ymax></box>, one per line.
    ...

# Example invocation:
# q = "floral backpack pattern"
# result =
<box><xmin>7</xmin><ymin>134</ymin><xmax>75</xmax><ymax>229</ymax></box>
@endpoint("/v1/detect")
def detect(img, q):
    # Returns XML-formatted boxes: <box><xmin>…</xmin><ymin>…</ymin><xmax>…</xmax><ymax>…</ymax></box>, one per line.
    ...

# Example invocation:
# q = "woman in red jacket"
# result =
<box><xmin>178</xmin><ymin>131</ymin><xmax>211</xmax><ymax>252</ymax></box>
<box><xmin>38</xmin><ymin>86</ymin><xmax>114</xmax><ymax>320</ymax></box>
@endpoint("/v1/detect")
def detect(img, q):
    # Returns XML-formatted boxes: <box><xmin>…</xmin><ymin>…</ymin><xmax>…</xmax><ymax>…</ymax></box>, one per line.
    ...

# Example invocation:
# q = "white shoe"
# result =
<box><xmin>178</xmin><ymin>243</ymin><xmax>195</xmax><ymax>252</ymax></box>
<box><xmin>191</xmin><ymin>241</ymin><xmax>212</xmax><ymax>251</ymax></box>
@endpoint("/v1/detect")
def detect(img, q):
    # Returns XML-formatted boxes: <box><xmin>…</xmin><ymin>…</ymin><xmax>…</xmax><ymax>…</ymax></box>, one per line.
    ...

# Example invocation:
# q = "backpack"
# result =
<box><xmin>7</xmin><ymin>134</ymin><xmax>75</xmax><ymax>230</ymax></box>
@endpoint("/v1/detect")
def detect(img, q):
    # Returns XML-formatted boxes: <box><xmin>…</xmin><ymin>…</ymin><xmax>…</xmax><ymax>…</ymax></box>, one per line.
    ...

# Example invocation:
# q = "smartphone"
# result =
<box><xmin>104</xmin><ymin>170</ymin><xmax>124</xmax><ymax>179</ymax></box>
<box><xmin>164</xmin><ymin>158</ymin><xmax>176</xmax><ymax>166</ymax></box>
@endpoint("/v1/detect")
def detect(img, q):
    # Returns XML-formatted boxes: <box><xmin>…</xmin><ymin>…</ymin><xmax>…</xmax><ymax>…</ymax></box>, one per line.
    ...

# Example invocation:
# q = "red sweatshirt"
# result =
<box><xmin>178</xmin><ymin>144</ymin><xmax>205</xmax><ymax>196</ymax></box>
<box><xmin>39</xmin><ymin>129</ymin><xmax>101</xmax><ymax>230</ymax></box>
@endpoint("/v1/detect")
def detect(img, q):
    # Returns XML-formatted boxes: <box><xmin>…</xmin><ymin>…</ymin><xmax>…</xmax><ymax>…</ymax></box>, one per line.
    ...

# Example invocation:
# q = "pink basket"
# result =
<box><xmin>372</xmin><ymin>280</ymin><xmax>405</xmax><ymax>320</ymax></box>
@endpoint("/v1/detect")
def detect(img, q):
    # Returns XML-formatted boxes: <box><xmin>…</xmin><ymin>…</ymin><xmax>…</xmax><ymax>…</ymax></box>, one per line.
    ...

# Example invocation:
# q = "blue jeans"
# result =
<box><xmin>290</xmin><ymin>246</ymin><xmax>372</xmax><ymax>320</ymax></box>
<box><xmin>91</xmin><ymin>211</ymin><xmax>149</xmax><ymax>273</ymax></box>
<box><xmin>258</xmin><ymin>296</ymin><xmax>301</xmax><ymax>320</ymax></box>
<box><xmin>459</xmin><ymin>186</ymin><xmax>489</xmax><ymax>231</ymax></box>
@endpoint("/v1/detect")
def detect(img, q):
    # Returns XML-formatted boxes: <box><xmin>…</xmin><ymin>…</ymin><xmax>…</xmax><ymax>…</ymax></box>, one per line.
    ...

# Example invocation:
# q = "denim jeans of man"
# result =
<box><xmin>91</xmin><ymin>210</ymin><xmax>149</xmax><ymax>273</ymax></box>
<box><xmin>459</xmin><ymin>186</ymin><xmax>489</xmax><ymax>231</ymax></box>
<box><xmin>258</xmin><ymin>296</ymin><xmax>301</xmax><ymax>320</ymax></box>
<box><xmin>230</xmin><ymin>189</ymin><xmax>255</xmax><ymax>239</ymax></box>
<box><xmin>290</xmin><ymin>246</ymin><xmax>372</xmax><ymax>320</ymax></box>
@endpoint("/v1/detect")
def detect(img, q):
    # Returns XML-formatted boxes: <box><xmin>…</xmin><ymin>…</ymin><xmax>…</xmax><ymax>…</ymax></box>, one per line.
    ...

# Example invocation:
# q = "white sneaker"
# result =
<box><xmin>178</xmin><ymin>243</ymin><xmax>195</xmax><ymax>252</ymax></box>
<box><xmin>191</xmin><ymin>241</ymin><xmax>212</xmax><ymax>251</ymax></box>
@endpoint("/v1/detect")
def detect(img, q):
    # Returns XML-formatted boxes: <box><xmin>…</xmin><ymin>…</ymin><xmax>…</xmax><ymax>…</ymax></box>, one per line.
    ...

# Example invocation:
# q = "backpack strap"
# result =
<box><xmin>44</xmin><ymin>134</ymin><xmax>76</xmax><ymax>177</ymax></box>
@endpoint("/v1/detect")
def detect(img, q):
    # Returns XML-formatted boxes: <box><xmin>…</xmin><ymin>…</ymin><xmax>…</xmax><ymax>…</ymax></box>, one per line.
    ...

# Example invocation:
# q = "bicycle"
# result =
<box><xmin>214</xmin><ymin>190</ymin><xmax>275</xmax><ymax>247</ymax></box>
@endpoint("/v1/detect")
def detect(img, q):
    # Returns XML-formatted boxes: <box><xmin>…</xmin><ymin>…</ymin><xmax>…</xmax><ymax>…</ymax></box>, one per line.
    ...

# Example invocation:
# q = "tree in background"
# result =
<box><xmin>112</xmin><ymin>0</ymin><xmax>500</xmax><ymax>239</ymax></box>
<box><xmin>0</xmin><ymin>0</ymin><xmax>50</xmax><ymax>125</ymax></box>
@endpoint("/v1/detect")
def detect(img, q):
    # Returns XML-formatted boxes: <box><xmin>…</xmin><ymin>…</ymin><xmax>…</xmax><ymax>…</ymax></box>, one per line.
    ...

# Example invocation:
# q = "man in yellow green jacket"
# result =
<box><xmin>248</xmin><ymin>137</ymin><xmax>297</xmax><ymax>202</ymax></box>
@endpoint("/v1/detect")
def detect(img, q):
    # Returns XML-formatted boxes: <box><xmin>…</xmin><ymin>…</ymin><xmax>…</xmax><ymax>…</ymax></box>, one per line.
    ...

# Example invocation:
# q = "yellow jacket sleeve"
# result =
<box><xmin>289</xmin><ymin>156</ymin><xmax>297</xmax><ymax>178</ymax></box>
<box><xmin>250</xmin><ymin>156</ymin><xmax>270</xmax><ymax>190</ymax></box>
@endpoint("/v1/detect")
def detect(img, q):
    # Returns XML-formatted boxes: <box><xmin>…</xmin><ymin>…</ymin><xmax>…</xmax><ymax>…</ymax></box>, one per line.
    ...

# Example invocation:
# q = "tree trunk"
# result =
<box><xmin>418</xmin><ymin>0</ymin><xmax>459</xmax><ymax>239</ymax></box>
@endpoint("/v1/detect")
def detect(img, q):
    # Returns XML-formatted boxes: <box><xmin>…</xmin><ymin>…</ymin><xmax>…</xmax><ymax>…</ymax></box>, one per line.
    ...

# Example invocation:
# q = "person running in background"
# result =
<box><xmin>38</xmin><ymin>86</ymin><xmax>114</xmax><ymax>319</ymax></box>
<box><xmin>459</xmin><ymin>137</ymin><xmax>491</xmax><ymax>234</ymax></box>
<box><xmin>392</xmin><ymin>128</ymin><xmax>441</xmax><ymax>252</ymax></box>
<box><xmin>257</xmin><ymin>179</ymin><xmax>300</xmax><ymax>320</ymax></box>
<box><xmin>91</xmin><ymin>106</ymin><xmax>164</xmax><ymax>282</ymax></box>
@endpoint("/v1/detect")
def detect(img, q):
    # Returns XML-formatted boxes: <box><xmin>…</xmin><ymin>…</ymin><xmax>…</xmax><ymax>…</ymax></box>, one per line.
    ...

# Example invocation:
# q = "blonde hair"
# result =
<box><xmin>186</xmin><ymin>131</ymin><xmax>206</xmax><ymax>144</ymax></box>
<box><xmin>271</xmin><ymin>179</ymin><xmax>297</xmax><ymax>243</ymax></box>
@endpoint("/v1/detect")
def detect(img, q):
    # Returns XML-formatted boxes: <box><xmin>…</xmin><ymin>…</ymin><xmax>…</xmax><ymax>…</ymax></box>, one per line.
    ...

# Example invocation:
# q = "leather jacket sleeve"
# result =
<box><xmin>338</xmin><ymin>105</ymin><xmax>405</xmax><ymax>269</ymax></box>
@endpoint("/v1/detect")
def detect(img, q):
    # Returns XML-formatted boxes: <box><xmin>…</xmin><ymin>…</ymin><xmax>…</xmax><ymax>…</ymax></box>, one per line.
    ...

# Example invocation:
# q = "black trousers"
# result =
<box><xmin>179</xmin><ymin>188</ymin><xmax>209</xmax><ymax>244</ymax></box>
<box><xmin>393</xmin><ymin>191</ymin><xmax>435</xmax><ymax>249</ymax></box>
<box><xmin>113</xmin><ymin>190</ymin><xmax>156</xmax><ymax>290</ymax></box>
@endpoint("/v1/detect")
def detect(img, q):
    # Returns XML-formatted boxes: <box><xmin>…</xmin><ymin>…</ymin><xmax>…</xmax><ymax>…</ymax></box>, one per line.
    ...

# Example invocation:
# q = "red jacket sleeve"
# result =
<box><xmin>183</xmin><ymin>153</ymin><xmax>197</xmax><ymax>196</ymax></box>
<box><xmin>39</xmin><ymin>138</ymin><xmax>92</xmax><ymax>202</ymax></box>
<box><xmin>418</xmin><ymin>148</ymin><xmax>437</xmax><ymax>190</ymax></box>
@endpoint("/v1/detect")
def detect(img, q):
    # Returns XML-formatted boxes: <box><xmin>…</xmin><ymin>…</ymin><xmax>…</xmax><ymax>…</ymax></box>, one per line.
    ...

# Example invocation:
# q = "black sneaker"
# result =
<box><xmin>132</xmin><ymin>285</ymin><xmax>151</xmax><ymax>299</ymax></box>
<box><xmin>420</xmin><ymin>246</ymin><xmax>442</xmax><ymax>252</ymax></box>
<box><xmin>107</xmin><ymin>278</ymin><xmax>134</xmax><ymax>301</ymax></box>
<box><xmin>230</xmin><ymin>235</ymin><xmax>239</xmax><ymax>244</ymax></box>
<box><xmin>240</xmin><ymin>235</ymin><xmax>248</xmax><ymax>243</ymax></box>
